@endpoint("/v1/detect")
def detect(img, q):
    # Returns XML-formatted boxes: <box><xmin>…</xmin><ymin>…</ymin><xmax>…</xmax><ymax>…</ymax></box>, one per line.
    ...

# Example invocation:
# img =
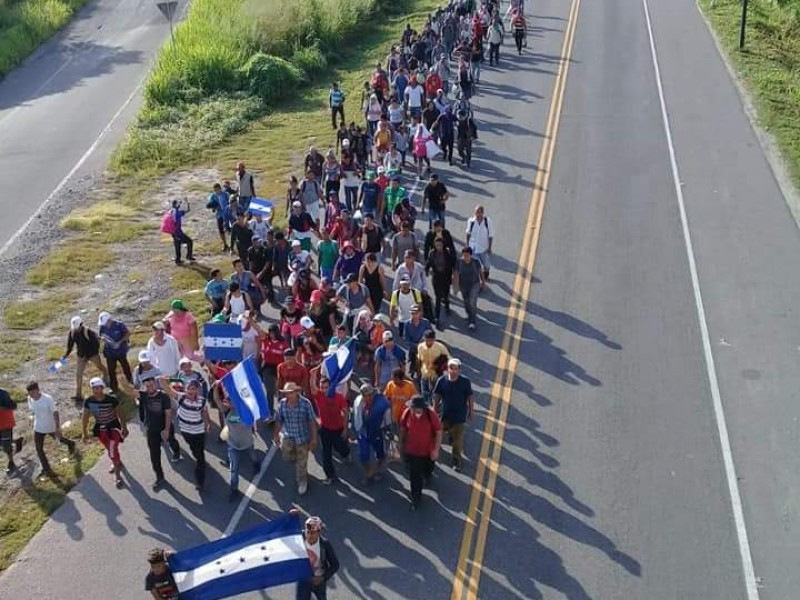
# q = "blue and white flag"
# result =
<box><xmin>222</xmin><ymin>356</ymin><xmax>270</xmax><ymax>425</ymax></box>
<box><xmin>323</xmin><ymin>341</ymin><xmax>355</xmax><ymax>397</ymax></box>
<box><xmin>170</xmin><ymin>514</ymin><xmax>311</xmax><ymax>600</ymax></box>
<box><xmin>203</xmin><ymin>323</ymin><xmax>243</xmax><ymax>362</ymax></box>
<box><xmin>248</xmin><ymin>197</ymin><xmax>274</xmax><ymax>218</ymax></box>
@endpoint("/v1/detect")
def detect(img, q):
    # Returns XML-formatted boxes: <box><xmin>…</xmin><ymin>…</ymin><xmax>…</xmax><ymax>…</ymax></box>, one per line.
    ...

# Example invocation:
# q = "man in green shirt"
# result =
<box><xmin>384</xmin><ymin>176</ymin><xmax>407</xmax><ymax>230</ymax></box>
<box><xmin>317</xmin><ymin>229</ymin><xmax>339</xmax><ymax>281</ymax></box>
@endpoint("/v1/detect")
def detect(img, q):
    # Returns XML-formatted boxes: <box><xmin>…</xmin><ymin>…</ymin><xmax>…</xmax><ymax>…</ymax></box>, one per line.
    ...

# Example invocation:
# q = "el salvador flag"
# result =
<box><xmin>222</xmin><ymin>357</ymin><xmax>270</xmax><ymax>425</ymax></box>
<box><xmin>203</xmin><ymin>323</ymin><xmax>243</xmax><ymax>362</ymax></box>
<box><xmin>248</xmin><ymin>197</ymin><xmax>274</xmax><ymax>218</ymax></box>
<box><xmin>324</xmin><ymin>341</ymin><xmax>355</xmax><ymax>398</ymax></box>
<box><xmin>170</xmin><ymin>514</ymin><xmax>312</xmax><ymax>600</ymax></box>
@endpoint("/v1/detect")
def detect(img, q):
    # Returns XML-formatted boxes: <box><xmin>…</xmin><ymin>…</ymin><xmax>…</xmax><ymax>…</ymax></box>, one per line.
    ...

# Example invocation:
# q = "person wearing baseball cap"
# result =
<box><xmin>374</xmin><ymin>329</ymin><xmax>406</xmax><ymax>389</ymax></box>
<box><xmin>432</xmin><ymin>357</ymin><xmax>473</xmax><ymax>472</ymax></box>
<box><xmin>352</xmin><ymin>382</ymin><xmax>392</xmax><ymax>484</ymax></box>
<box><xmin>82</xmin><ymin>376</ymin><xmax>128</xmax><ymax>488</ymax></box>
<box><xmin>297</xmin><ymin>513</ymin><xmax>340</xmax><ymax>598</ymax></box>
<box><xmin>399</xmin><ymin>394</ymin><xmax>442</xmax><ymax>509</ymax></box>
<box><xmin>63</xmin><ymin>315</ymin><xmax>108</xmax><ymax>403</ymax></box>
<box><xmin>98</xmin><ymin>311</ymin><xmax>133</xmax><ymax>393</ymax></box>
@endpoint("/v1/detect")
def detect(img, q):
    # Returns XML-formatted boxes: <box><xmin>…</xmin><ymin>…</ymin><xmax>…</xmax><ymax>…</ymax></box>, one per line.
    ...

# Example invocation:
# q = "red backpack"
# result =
<box><xmin>160</xmin><ymin>209</ymin><xmax>177</xmax><ymax>235</ymax></box>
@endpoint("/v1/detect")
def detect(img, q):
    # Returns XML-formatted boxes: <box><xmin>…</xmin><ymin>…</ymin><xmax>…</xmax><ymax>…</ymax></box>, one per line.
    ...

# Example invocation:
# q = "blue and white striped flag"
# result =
<box><xmin>170</xmin><ymin>514</ymin><xmax>312</xmax><ymax>600</ymax></box>
<box><xmin>324</xmin><ymin>341</ymin><xmax>355</xmax><ymax>398</ymax></box>
<box><xmin>248</xmin><ymin>197</ymin><xmax>274</xmax><ymax>218</ymax></box>
<box><xmin>203</xmin><ymin>323</ymin><xmax>243</xmax><ymax>362</ymax></box>
<box><xmin>222</xmin><ymin>356</ymin><xmax>270</xmax><ymax>425</ymax></box>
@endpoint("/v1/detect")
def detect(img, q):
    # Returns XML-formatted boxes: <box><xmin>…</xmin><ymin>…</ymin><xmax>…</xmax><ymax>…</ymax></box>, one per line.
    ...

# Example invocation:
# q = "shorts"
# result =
<box><xmin>474</xmin><ymin>251</ymin><xmax>491</xmax><ymax>272</ymax></box>
<box><xmin>358</xmin><ymin>432</ymin><xmax>385</xmax><ymax>464</ymax></box>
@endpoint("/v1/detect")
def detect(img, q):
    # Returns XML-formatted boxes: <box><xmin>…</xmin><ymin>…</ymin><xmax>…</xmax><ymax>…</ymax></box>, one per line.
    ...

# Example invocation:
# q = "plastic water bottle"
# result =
<box><xmin>48</xmin><ymin>358</ymin><xmax>68</xmax><ymax>373</ymax></box>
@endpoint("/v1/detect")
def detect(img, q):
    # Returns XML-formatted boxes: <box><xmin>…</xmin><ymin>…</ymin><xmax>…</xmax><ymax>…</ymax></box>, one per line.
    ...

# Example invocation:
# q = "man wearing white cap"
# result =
<box><xmin>432</xmin><ymin>358</ymin><xmax>473</xmax><ymax>472</ymax></box>
<box><xmin>63</xmin><ymin>315</ymin><xmax>108</xmax><ymax>402</ymax></box>
<box><xmin>98</xmin><ymin>311</ymin><xmax>132</xmax><ymax>392</ymax></box>
<box><xmin>82</xmin><ymin>377</ymin><xmax>128</xmax><ymax>488</ymax></box>
<box><xmin>146</xmin><ymin>321</ymin><xmax>181</xmax><ymax>379</ymax></box>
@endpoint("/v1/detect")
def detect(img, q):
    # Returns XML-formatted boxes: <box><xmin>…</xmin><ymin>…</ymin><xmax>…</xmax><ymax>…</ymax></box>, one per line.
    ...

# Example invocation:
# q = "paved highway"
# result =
<box><xmin>3</xmin><ymin>0</ymin><xmax>800</xmax><ymax>598</ymax></box>
<box><xmin>0</xmin><ymin>0</ymin><xmax>185</xmax><ymax>254</ymax></box>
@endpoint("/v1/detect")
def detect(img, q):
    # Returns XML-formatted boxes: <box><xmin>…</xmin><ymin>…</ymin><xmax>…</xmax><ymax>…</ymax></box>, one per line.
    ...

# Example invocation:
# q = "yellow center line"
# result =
<box><xmin>450</xmin><ymin>0</ymin><xmax>582</xmax><ymax>597</ymax></box>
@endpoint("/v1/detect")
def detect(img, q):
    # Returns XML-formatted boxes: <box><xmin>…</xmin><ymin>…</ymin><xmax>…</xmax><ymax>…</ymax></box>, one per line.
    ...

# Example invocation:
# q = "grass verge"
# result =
<box><xmin>61</xmin><ymin>202</ymin><xmax>153</xmax><ymax>244</ymax></box>
<box><xmin>0</xmin><ymin>0</ymin><xmax>90</xmax><ymax>78</ymax></box>
<box><xmin>700</xmin><ymin>0</ymin><xmax>800</xmax><ymax>186</ymax></box>
<box><xmin>3</xmin><ymin>292</ymin><xmax>79</xmax><ymax>330</ymax></box>
<box><xmin>0</xmin><ymin>335</ymin><xmax>37</xmax><ymax>376</ymax></box>
<box><xmin>26</xmin><ymin>240</ymin><xmax>115</xmax><ymax>287</ymax></box>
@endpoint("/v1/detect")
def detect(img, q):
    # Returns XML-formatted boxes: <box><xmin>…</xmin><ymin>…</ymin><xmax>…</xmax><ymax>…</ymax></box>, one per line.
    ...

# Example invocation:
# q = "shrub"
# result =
<box><xmin>291</xmin><ymin>44</ymin><xmax>328</xmax><ymax>81</ymax></box>
<box><xmin>240</xmin><ymin>53</ymin><xmax>301</xmax><ymax>103</ymax></box>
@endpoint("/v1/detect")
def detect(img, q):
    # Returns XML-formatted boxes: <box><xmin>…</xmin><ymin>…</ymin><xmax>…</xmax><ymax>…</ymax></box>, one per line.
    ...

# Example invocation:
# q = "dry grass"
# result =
<box><xmin>26</xmin><ymin>240</ymin><xmax>115</xmax><ymax>287</ymax></box>
<box><xmin>3</xmin><ymin>292</ymin><xmax>80</xmax><ymax>330</ymax></box>
<box><xmin>61</xmin><ymin>202</ymin><xmax>152</xmax><ymax>243</ymax></box>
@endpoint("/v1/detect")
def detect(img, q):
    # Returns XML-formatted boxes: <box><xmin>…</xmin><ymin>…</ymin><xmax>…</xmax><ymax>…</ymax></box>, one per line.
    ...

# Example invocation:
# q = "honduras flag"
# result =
<box><xmin>323</xmin><ymin>340</ymin><xmax>355</xmax><ymax>398</ymax></box>
<box><xmin>248</xmin><ymin>197</ymin><xmax>274</xmax><ymax>218</ymax></box>
<box><xmin>170</xmin><ymin>514</ymin><xmax>312</xmax><ymax>600</ymax></box>
<box><xmin>222</xmin><ymin>357</ymin><xmax>270</xmax><ymax>425</ymax></box>
<box><xmin>203</xmin><ymin>323</ymin><xmax>243</xmax><ymax>361</ymax></box>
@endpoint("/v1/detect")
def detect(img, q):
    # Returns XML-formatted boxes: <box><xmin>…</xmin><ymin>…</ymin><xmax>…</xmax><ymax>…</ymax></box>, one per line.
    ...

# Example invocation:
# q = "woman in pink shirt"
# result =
<box><xmin>164</xmin><ymin>299</ymin><xmax>199</xmax><ymax>359</ymax></box>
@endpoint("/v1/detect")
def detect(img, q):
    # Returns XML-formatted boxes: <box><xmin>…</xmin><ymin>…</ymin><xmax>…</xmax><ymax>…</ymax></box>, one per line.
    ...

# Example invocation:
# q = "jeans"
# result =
<box><xmin>147</xmin><ymin>425</ymin><xmax>180</xmax><ymax>480</ymax></box>
<box><xmin>331</xmin><ymin>105</ymin><xmax>345</xmax><ymax>129</ymax></box>
<box><xmin>471</xmin><ymin>61</ymin><xmax>481</xmax><ymax>83</ymax></box>
<box><xmin>460</xmin><ymin>282</ymin><xmax>480</xmax><ymax>325</ymax></box>
<box><xmin>182</xmin><ymin>432</ymin><xmax>207</xmax><ymax>488</ymax></box>
<box><xmin>172</xmin><ymin>232</ymin><xmax>194</xmax><ymax>262</ymax></box>
<box><xmin>489</xmin><ymin>43</ymin><xmax>500</xmax><ymax>65</ymax></box>
<box><xmin>105</xmin><ymin>354</ymin><xmax>132</xmax><ymax>391</ymax></box>
<box><xmin>344</xmin><ymin>186</ymin><xmax>358</xmax><ymax>212</ymax></box>
<box><xmin>296</xmin><ymin>580</ymin><xmax>327</xmax><ymax>600</ymax></box>
<box><xmin>407</xmin><ymin>454</ymin><xmax>434</xmax><ymax>504</ymax></box>
<box><xmin>228</xmin><ymin>445</ymin><xmax>258</xmax><ymax>491</ymax></box>
<box><xmin>440</xmin><ymin>137</ymin><xmax>454</xmax><ymax>164</ymax></box>
<box><xmin>428</xmin><ymin>208</ymin><xmax>446</xmax><ymax>229</ymax></box>
<box><xmin>34</xmin><ymin>431</ymin><xmax>75</xmax><ymax>472</ymax></box>
<box><xmin>432</xmin><ymin>273</ymin><xmax>451</xmax><ymax>320</ymax></box>
<box><xmin>319</xmin><ymin>427</ymin><xmax>350</xmax><ymax>479</ymax></box>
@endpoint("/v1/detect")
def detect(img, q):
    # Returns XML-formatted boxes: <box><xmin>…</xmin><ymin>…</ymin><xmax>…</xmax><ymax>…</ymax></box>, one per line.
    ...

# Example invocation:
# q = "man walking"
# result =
<box><xmin>0</xmin><ymin>388</ymin><xmax>24</xmax><ymax>475</ymax></box>
<box><xmin>139</xmin><ymin>377</ymin><xmax>179</xmax><ymax>491</ymax></box>
<box><xmin>147</xmin><ymin>321</ymin><xmax>181</xmax><ymax>379</ymax></box>
<box><xmin>98</xmin><ymin>311</ymin><xmax>133</xmax><ymax>392</ymax></box>
<box><xmin>329</xmin><ymin>82</ymin><xmax>346</xmax><ymax>129</ymax></box>
<box><xmin>165</xmin><ymin>379</ymin><xmax>211</xmax><ymax>491</ymax></box>
<box><xmin>63</xmin><ymin>315</ymin><xmax>108</xmax><ymax>402</ymax></box>
<box><xmin>224</xmin><ymin>399</ymin><xmax>261</xmax><ymax>501</ymax></box>
<box><xmin>82</xmin><ymin>378</ymin><xmax>128</xmax><ymax>488</ymax></box>
<box><xmin>297</xmin><ymin>515</ymin><xmax>340</xmax><ymax>600</ymax></box>
<box><xmin>274</xmin><ymin>382</ymin><xmax>318</xmax><ymax>496</ymax></box>
<box><xmin>433</xmin><ymin>358</ymin><xmax>473</xmax><ymax>472</ymax></box>
<box><xmin>27</xmin><ymin>381</ymin><xmax>76</xmax><ymax>476</ymax></box>
<box><xmin>399</xmin><ymin>395</ymin><xmax>442</xmax><ymax>509</ymax></box>
<box><xmin>465</xmin><ymin>205</ymin><xmax>493</xmax><ymax>282</ymax></box>
<box><xmin>352</xmin><ymin>384</ymin><xmax>392</xmax><ymax>485</ymax></box>
<box><xmin>374</xmin><ymin>331</ymin><xmax>406</xmax><ymax>389</ymax></box>
<box><xmin>422</xmin><ymin>173</ymin><xmax>449</xmax><ymax>229</ymax></box>
<box><xmin>236</xmin><ymin>162</ymin><xmax>256</xmax><ymax>213</ymax></box>
<box><xmin>313</xmin><ymin>377</ymin><xmax>351</xmax><ymax>485</ymax></box>
<box><xmin>453</xmin><ymin>246</ymin><xmax>485</xmax><ymax>330</ymax></box>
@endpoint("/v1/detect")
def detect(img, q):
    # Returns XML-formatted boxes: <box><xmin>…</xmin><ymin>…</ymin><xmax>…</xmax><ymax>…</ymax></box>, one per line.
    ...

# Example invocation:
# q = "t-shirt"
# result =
<box><xmin>457</xmin><ymin>258</ymin><xmax>482</xmax><ymax>290</ymax></box>
<box><xmin>466</xmin><ymin>216</ymin><xmax>493</xmax><ymax>253</ymax></box>
<box><xmin>147</xmin><ymin>335</ymin><xmax>181</xmax><ymax>377</ymax></box>
<box><xmin>226</xmin><ymin>413</ymin><xmax>254</xmax><ymax>450</ymax></box>
<box><xmin>145</xmin><ymin>569</ymin><xmax>179</xmax><ymax>599</ymax></box>
<box><xmin>277</xmin><ymin>362</ymin><xmax>310</xmax><ymax>395</ymax></box>
<box><xmin>360</xmin><ymin>182</ymin><xmax>381</xmax><ymax>214</ymax></box>
<box><xmin>27</xmin><ymin>393</ymin><xmax>56</xmax><ymax>434</ymax></box>
<box><xmin>433</xmin><ymin>375</ymin><xmax>473</xmax><ymax>423</ymax></box>
<box><xmin>140</xmin><ymin>391</ymin><xmax>172</xmax><ymax>433</ymax></box>
<box><xmin>83</xmin><ymin>394</ymin><xmax>120</xmax><ymax>432</ymax></box>
<box><xmin>361</xmin><ymin>225</ymin><xmax>384</xmax><ymax>253</ymax></box>
<box><xmin>204</xmin><ymin>279</ymin><xmax>229</xmax><ymax>300</ymax></box>
<box><xmin>400</xmin><ymin>407</ymin><xmax>441</xmax><ymax>457</ymax></box>
<box><xmin>374</xmin><ymin>344</ymin><xmax>406</xmax><ymax>387</ymax></box>
<box><xmin>177</xmin><ymin>394</ymin><xmax>207</xmax><ymax>435</ymax></box>
<box><xmin>318</xmin><ymin>240</ymin><xmax>339</xmax><ymax>269</ymax></box>
<box><xmin>392</xmin><ymin>232</ymin><xmax>417</xmax><ymax>260</ymax></box>
<box><xmin>314</xmin><ymin>391</ymin><xmax>348</xmax><ymax>431</ymax></box>
<box><xmin>337</xmin><ymin>283</ymin><xmax>369</xmax><ymax>311</ymax></box>
<box><xmin>418</xmin><ymin>341</ymin><xmax>449</xmax><ymax>380</ymax></box>
<box><xmin>425</xmin><ymin>182</ymin><xmax>448</xmax><ymax>212</ymax></box>
<box><xmin>166</xmin><ymin>311</ymin><xmax>197</xmax><ymax>345</ymax></box>
<box><xmin>404</xmin><ymin>84</ymin><xmax>425</xmax><ymax>108</ymax></box>
<box><xmin>385</xmin><ymin>379</ymin><xmax>417</xmax><ymax>422</ymax></box>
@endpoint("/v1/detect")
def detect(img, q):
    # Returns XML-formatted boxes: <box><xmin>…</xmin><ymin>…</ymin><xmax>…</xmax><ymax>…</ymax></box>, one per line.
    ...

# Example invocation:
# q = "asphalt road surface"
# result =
<box><xmin>0</xmin><ymin>0</ymin><xmax>186</xmax><ymax>253</ymax></box>
<box><xmin>3</xmin><ymin>0</ymin><xmax>800</xmax><ymax>598</ymax></box>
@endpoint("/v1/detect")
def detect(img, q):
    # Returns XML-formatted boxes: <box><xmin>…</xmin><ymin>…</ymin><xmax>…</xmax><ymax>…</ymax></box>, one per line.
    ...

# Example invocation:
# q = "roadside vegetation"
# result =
<box><xmin>0</xmin><ymin>0</ymin><xmax>90</xmax><ymax>78</ymax></box>
<box><xmin>0</xmin><ymin>0</ymin><xmax>439</xmax><ymax>571</ymax></box>
<box><xmin>701</xmin><ymin>0</ymin><xmax>800</xmax><ymax>186</ymax></box>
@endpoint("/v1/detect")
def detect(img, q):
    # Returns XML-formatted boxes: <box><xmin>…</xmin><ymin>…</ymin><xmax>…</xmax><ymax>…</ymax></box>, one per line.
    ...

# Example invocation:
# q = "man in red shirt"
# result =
<box><xmin>0</xmin><ymin>388</ymin><xmax>25</xmax><ymax>475</ymax></box>
<box><xmin>254</xmin><ymin>322</ymin><xmax>289</xmax><ymax>418</ymax></box>
<box><xmin>399</xmin><ymin>395</ymin><xmax>442</xmax><ymax>510</ymax></box>
<box><xmin>277</xmin><ymin>348</ymin><xmax>311</xmax><ymax>398</ymax></box>
<box><xmin>314</xmin><ymin>377</ymin><xmax>351</xmax><ymax>485</ymax></box>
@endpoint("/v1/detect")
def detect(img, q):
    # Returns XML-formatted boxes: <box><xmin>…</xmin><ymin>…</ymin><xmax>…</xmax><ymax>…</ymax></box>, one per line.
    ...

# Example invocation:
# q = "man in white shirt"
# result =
<box><xmin>465</xmin><ymin>204</ymin><xmax>494</xmax><ymax>281</ymax></box>
<box><xmin>403</xmin><ymin>78</ymin><xmax>425</xmax><ymax>119</ymax></box>
<box><xmin>26</xmin><ymin>381</ymin><xmax>76</xmax><ymax>475</ymax></box>
<box><xmin>146</xmin><ymin>321</ymin><xmax>181</xmax><ymax>378</ymax></box>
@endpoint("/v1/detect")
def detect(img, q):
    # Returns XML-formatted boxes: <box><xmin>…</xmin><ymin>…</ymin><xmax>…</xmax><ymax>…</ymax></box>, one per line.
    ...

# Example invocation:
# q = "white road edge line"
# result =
<box><xmin>0</xmin><ymin>72</ymin><xmax>148</xmax><ymax>260</ymax></box>
<box><xmin>641</xmin><ymin>0</ymin><xmax>760</xmax><ymax>598</ymax></box>
<box><xmin>221</xmin><ymin>443</ymin><xmax>277</xmax><ymax>538</ymax></box>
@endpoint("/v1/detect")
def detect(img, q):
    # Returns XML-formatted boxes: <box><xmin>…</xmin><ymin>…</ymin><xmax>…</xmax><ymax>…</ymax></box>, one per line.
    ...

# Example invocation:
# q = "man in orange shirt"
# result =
<box><xmin>277</xmin><ymin>348</ymin><xmax>311</xmax><ymax>398</ymax></box>
<box><xmin>384</xmin><ymin>367</ymin><xmax>418</xmax><ymax>424</ymax></box>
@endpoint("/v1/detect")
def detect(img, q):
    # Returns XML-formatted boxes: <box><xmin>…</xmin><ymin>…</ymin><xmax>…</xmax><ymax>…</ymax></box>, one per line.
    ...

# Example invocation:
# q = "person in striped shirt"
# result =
<box><xmin>164</xmin><ymin>379</ymin><xmax>211</xmax><ymax>492</ymax></box>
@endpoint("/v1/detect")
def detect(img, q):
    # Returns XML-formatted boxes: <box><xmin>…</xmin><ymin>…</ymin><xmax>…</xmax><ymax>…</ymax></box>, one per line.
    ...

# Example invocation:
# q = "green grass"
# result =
<box><xmin>26</xmin><ymin>239</ymin><xmax>115</xmax><ymax>287</ymax></box>
<box><xmin>61</xmin><ymin>201</ymin><xmax>152</xmax><ymax>243</ymax></box>
<box><xmin>0</xmin><ymin>0</ymin><xmax>90</xmax><ymax>78</ymax></box>
<box><xmin>0</xmin><ymin>335</ymin><xmax>37</xmax><ymax>376</ymax></box>
<box><xmin>701</xmin><ymin>0</ymin><xmax>800</xmax><ymax>186</ymax></box>
<box><xmin>3</xmin><ymin>292</ymin><xmax>79</xmax><ymax>329</ymax></box>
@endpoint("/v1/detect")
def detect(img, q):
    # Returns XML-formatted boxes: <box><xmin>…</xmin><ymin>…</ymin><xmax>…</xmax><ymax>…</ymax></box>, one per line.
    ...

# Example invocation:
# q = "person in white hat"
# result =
<box><xmin>432</xmin><ymin>357</ymin><xmax>473</xmax><ymax>472</ymax></box>
<box><xmin>98</xmin><ymin>311</ymin><xmax>132</xmax><ymax>392</ymax></box>
<box><xmin>63</xmin><ymin>315</ymin><xmax>108</xmax><ymax>402</ymax></box>
<box><xmin>81</xmin><ymin>377</ymin><xmax>128</xmax><ymax>488</ymax></box>
<box><xmin>297</xmin><ymin>514</ymin><xmax>340</xmax><ymax>599</ymax></box>
<box><xmin>146</xmin><ymin>321</ymin><xmax>181</xmax><ymax>378</ymax></box>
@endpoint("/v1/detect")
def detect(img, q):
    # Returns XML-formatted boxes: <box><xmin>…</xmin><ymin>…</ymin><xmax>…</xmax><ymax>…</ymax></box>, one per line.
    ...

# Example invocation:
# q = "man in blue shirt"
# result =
<box><xmin>203</xmin><ymin>269</ymin><xmax>229</xmax><ymax>316</ymax></box>
<box><xmin>329</xmin><ymin>82</ymin><xmax>346</xmax><ymax>130</ymax></box>
<box><xmin>358</xmin><ymin>172</ymin><xmax>383</xmax><ymax>222</ymax></box>
<box><xmin>353</xmin><ymin>384</ymin><xmax>392</xmax><ymax>484</ymax></box>
<box><xmin>374</xmin><ymin>331</ymin><xmax>407</xmax><ymax>388</ymax></box>
<box><xmin>432</xmin><ymin>358</ymin><xmax>473</xmax><ymax>472</ymax></box>
<box><xmin>98</xmin><ymin>311</ymin><xmax>132</xmax><ymax>392</ymax></box>
<box><xmin>207</xmin><ymin>182</ymin><xmax>233</xmax><ymax>252</ymax></box>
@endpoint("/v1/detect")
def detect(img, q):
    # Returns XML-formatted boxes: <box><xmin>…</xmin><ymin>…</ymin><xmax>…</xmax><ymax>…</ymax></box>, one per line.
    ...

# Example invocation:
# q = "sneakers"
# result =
<box><xmin>229</xmin><ymin>489</ymin><xmax>241</xmax><ymax>502</ymax></box>
<box><xmin>152</xmin><ymin>478</ymin><xmax>165</xmax><ymax>492</ymax></box>
<box><xmin>298</xmin><ymin>480</ymin><xmax>308</xmax><ymax>496</ymax></box>
<box><xmin>468</xmin><ymin>322</ymin><xmax>476</xmax><ymax>330</ymax></box>
<box><xmin>322</xmin><ymin>477</ymin><xmax>335</xmax><ymax>486</ymax></box>
<box><xmin>170</xmin><ymin>452</ymin><xmax>181</xmax><ymax>463</ymax></box>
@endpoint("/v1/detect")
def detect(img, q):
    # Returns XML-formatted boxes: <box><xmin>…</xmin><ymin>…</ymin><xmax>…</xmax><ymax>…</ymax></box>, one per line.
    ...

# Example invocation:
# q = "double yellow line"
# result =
<box><xmin>449</xmin><ymin>0</ymin><xmax>582</xmax><ymax>598</ymax></box>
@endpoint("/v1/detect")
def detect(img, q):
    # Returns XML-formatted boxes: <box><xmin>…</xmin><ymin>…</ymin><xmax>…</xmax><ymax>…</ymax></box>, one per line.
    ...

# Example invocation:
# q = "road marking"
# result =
<box><xmin>222</xmin><ymin>443</ymin><xmax>277</xmax><ymax>538</ymax></box>
<box><xmin>640</xmin><ymin>0</ymin><xmax>759</xmax><ymax>598</ymax></box>
<box><xmin>0</xmin><ymin>72</ymin><xmax>147</xmax><ymax>259</ymax></box>
<box><xmin>449</xmin><ymin>0</ymin><xmax>581</xmax><ymax>597</ymax></box>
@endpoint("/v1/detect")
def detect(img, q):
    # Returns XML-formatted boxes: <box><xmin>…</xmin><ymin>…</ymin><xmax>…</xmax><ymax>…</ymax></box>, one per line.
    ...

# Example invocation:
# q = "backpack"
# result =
<box><xmin>160</xmin><ymin>209</ymin><xmax>178</xmax><ymax>235</ymax></box>
<box><xmin>467</xmin><ymin>216</ymin><xmax>489</xmax><ymax>236</ymax></box>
